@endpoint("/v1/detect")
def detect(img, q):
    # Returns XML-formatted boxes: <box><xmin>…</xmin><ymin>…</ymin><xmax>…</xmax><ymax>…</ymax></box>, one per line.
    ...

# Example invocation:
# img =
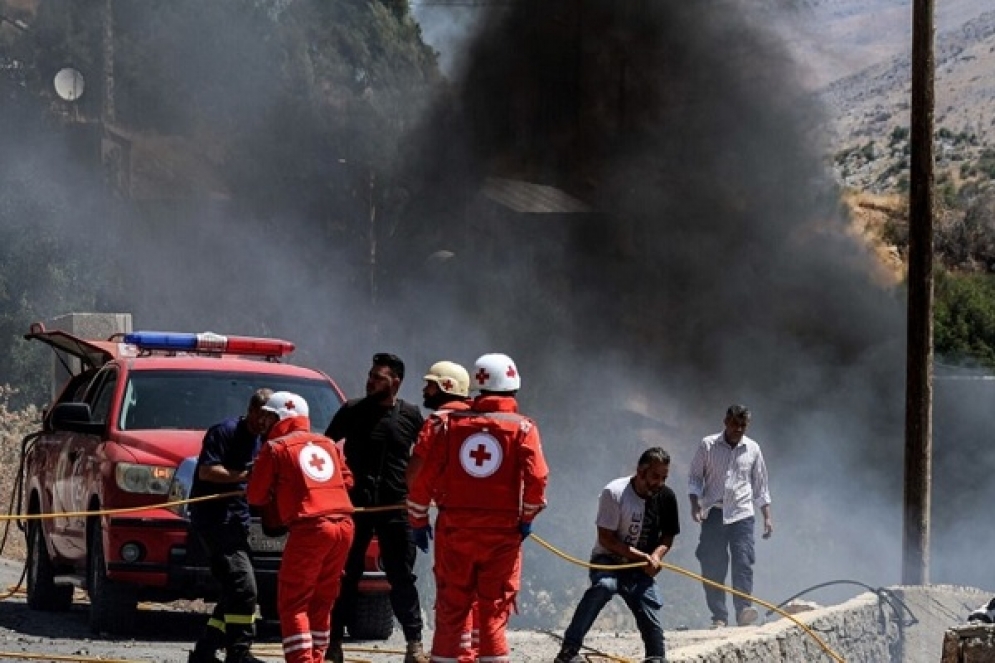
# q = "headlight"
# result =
<box><xmin>166</xmin><ymin>457</ymin><xmax>199</xmax><ymax>516</ymax></box>
<box><xmin>114</xmin><ymin>463</ymin><xmax>175</xmax><ymax>495</ymax></box>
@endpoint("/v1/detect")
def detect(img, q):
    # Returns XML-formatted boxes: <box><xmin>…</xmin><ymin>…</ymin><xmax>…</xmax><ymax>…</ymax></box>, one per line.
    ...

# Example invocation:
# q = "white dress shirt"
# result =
<box><xmin>688</xmin><ymin>432</ymin><xmax>771</xmax><ymax>524</ymax></box>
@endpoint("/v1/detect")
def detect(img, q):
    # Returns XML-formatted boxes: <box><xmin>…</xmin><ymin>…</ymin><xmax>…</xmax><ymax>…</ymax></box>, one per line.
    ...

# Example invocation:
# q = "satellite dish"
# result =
<box><xmin>53</xmin><ymin>67</ymin><xmax>85</xmax><ymax>101</ymax></box>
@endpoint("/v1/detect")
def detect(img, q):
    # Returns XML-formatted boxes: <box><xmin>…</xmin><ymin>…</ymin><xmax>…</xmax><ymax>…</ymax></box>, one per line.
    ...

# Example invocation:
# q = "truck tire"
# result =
<box><xmin>348</xmin><ymin>592</ymin><xmax>394</xmax><ymax>640</ymax></box>
<box><xmin>26</xmin><ymin>520</ymin><xmax>73</xmax><ymax>612</ymax></box>
<box><xmin>86</xmin><ymin>523</ymin><xmax>138</xmax><ymax>635</ymax></box>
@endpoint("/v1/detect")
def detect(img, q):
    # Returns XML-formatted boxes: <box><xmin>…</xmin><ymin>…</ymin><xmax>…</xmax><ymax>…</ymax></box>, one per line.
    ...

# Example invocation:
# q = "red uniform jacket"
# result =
<box><xmin>408</xmin><ymin>395</ymin><xmax>548</xmax><ymax>529</ymax></box>
<box><xmin>246</xmin><ymin>415</ymin><xmax>354</xmax><ymax>527</ymax></box>
<box><xmin>411</xmin><ymin>399</ymin><xmax>473</xmax><ymax>461</ymax></box>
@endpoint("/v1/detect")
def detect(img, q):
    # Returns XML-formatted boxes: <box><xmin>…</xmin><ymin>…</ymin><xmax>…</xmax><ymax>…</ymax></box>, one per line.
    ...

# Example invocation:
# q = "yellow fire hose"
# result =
<box><xmin>0</xmin><ymin>494</ymin><xmax>846</xmax><ymax>662</ymax></box>
<box><xmin>529</xmin><ymin>533</ymin><xmax>846</xmax><ymax>663</ymax></box>
<box><xmin>3</xmin><ymin>493</ymin><xmax>410</xmax><ymax>522</ymax></box>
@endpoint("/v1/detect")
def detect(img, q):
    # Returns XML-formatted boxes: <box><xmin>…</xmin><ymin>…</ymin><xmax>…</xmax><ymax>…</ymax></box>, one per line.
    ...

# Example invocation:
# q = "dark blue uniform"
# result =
<box><xmin>190</xmin><ymin>417</ymin><xmax>259</xmax><ymax>527</ymax></box>
<box><xmin>189</xmin><ymin>417</ymin><xmax>264</xmax><ymax>663</ymax></box>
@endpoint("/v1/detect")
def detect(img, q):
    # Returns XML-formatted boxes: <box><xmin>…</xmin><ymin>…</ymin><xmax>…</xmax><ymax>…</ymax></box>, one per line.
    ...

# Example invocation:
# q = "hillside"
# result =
<box><xmin>751</xmin><ymin>1</ymin><xmax>995</xmax><ymax>274</ymax></box>
<box><xmin>781</xmin><ymin>2</ymin><xmax>995</xmax><ymax>193</ymax></box>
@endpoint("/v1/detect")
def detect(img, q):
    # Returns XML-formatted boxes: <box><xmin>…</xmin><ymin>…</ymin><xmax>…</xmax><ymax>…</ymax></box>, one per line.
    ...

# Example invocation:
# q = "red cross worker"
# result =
<box><xmin>246</xmin><ymin>392</ymin><xmax>355</xmax><ymax>663</ymax></box>
<box><xmin>408</xmin><ymin>353</ymin><xmax>549</xmax><ymax>663</ymax></box>
<box><xmin>409</xmin><ymin>360</ymin><xmax>480</xmax><ymax>659</ymax></box>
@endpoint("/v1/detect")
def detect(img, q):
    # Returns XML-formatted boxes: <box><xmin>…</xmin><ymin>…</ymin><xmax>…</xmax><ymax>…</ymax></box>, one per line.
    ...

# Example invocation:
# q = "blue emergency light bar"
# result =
<box><xmin>123</xmin><ymin>331</ymin><xmax>295</xmax><ymax>357</ymax></box>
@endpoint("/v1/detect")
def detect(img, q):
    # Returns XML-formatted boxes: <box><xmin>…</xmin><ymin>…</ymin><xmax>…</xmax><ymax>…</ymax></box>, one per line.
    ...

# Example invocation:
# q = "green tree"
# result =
<box><xmin>0</xmin><ymin>0</ymin><xmax>443</xmax><ymax>408</ymax></box>
<box><xmin>934</xmin><ymin>269</ymin><xmax>995</xmax><ymax>369</ymax></box>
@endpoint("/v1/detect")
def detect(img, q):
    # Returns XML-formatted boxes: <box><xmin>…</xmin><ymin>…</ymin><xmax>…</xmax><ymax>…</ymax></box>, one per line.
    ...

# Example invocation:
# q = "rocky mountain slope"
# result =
<box><xmin>780</xmin><ymin>1</ymin><xmax>995</xmax><ymax>193</ymax></box>
<box><xmin>756</xmin><ymin>1</ymin><xmax>995</xmax><ymax>272</ymax></box>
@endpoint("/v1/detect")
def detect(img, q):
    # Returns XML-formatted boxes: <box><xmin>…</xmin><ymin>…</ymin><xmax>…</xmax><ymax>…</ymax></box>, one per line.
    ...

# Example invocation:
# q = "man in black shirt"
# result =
<box><xmin>326</xmin><ymin>353</ymin><xmax>428</xmax><ymax>663</ymax></box>
<box><xmin>188</xmin><ymin>388</ymin><xmax>272</xmax><ymax>663</ymax></box>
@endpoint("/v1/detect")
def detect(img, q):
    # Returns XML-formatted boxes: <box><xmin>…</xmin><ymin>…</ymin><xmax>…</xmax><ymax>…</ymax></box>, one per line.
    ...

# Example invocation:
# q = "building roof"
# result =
<box><xmin>482</xmin><ymin>177</ymin><xmax>593</xmax><ymax>214</ymax></box>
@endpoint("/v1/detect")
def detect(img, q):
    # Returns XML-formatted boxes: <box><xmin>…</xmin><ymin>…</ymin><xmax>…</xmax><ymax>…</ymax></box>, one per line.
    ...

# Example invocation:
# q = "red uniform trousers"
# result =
<box><xmin>279</xmin><ymin>515</ymin><xmax>354</xmax><ymax>663</ymax></box>
<box><xmin>431</xmin><ymin>515</ymin><xmax>521</xmax><ymax>663</ymax></box>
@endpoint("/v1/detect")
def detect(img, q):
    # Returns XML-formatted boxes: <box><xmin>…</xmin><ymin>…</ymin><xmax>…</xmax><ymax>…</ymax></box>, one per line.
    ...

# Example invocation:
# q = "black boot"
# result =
<box><xmin>554</xmin><ymin>645</ymin><xmax>583</xmax><ymax>663</ymax></box>
<box><xmin>188</xmin><ymin>646</ymin><xmax>223</xmax><ymax>663</ymax></box>
<box><xmin>224</xmin><ymin>616</ymin><xmax>260</xmax><ymax>663</ymax></box>
<box><xmin>190</xmin><ymin>620</ymin><xmax>226</xmax><ymax>663</ymax></box>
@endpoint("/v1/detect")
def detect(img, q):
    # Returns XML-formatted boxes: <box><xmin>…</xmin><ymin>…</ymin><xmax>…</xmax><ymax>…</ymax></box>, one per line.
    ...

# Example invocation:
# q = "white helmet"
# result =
<box><xmin>424</xmin><ymin>361</ymin><xmax>470</xmax><ymax>397</ymax></box>
<box><xmin>472</xmin><ymin>353</ymin><xmax>521</xmax><ymax>392</ymax></box>
<box><xmin>262</xmin><ymin>391</ymin><xmax>309</xmax><ymax>420</ymax></box>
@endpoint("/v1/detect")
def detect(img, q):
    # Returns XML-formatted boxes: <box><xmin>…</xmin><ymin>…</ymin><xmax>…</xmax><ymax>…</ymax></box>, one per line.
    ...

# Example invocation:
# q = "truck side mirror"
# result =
<box><xmin>50</xmin><ymin>402</ymin><xmax>104</xmax><ymax>436</ymax></box>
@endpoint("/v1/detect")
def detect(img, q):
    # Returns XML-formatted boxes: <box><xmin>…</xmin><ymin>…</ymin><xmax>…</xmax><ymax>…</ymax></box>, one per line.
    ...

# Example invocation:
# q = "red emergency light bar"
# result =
<box><xmin>123</xmin><ymin>331</ymin><xmax>295</xmax><ymax>358</ymax></box>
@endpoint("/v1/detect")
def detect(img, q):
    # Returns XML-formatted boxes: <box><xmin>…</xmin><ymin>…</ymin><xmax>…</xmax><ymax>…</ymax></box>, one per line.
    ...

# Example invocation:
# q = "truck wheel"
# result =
<box><xmin>26</xmin><ymin>520</ymin><xmax>73</xmax><ymax>611</ymax></box>
<box><xmin>348</xmin><ymin>592</ymin><xmax>394</xmax><ymax>640</ymax></box>
<box><xmin>86</xmin><ymin>523</ymin><xmax>138</xmax><ymax>635</ymax></box>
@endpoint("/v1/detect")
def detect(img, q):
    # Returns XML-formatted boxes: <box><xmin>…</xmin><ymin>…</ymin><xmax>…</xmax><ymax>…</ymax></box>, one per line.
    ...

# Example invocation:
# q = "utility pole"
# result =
<box><xmin>102</xmin><ymin>0</ymin><xmax>115</xmax><ymax>124</ymax></box>
<box><xmin>368</xmin><ymin>168</ymin><xmax>379</xmax><ymax>344</ymax></box>
<box><xmin>902</xmin><ymin>0</ymin><xmax>935</xmax><ymax>586</ymax></box>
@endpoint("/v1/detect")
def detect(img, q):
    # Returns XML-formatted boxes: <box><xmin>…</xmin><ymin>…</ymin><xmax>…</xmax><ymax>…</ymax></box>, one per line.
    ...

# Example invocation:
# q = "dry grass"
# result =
<box><xmin>0</xmin><ymin>385</ymin><xmax>41</xmax><ymax>561</ymax></box>
<box><xmin>843</xmin><ymin>191</ymin><xmax>907</xmax><ymax>286</ymax></box>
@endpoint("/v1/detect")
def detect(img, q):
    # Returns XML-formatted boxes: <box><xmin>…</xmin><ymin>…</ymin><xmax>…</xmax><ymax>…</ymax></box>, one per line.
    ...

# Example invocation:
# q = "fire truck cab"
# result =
<box><xmin>20</xmin><ymin>325</ymin><xmax>393</xmax><ymax>638</ymax></box>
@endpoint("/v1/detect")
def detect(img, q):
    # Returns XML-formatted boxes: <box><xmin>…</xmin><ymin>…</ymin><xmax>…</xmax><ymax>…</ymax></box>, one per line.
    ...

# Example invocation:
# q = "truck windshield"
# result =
<box><xmin>119</xmin><ymin>371</ymin><xmax>341</xmax><ymax>433</ymax></box>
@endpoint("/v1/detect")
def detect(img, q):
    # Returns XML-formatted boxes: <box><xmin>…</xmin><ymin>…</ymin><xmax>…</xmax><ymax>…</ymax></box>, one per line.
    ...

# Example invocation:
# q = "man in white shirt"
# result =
<box><xmin>688</xmin><ymin>405</ymin><xmax>772</xmax><ymax>628</ymax></box>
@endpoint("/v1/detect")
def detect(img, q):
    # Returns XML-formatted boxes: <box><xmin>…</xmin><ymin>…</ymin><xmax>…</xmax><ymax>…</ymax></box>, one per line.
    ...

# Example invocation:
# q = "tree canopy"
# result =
<box><xmin>0</xmin><ymin>0</ymin><xmax>443</xmax><ymax>407</ymax></box>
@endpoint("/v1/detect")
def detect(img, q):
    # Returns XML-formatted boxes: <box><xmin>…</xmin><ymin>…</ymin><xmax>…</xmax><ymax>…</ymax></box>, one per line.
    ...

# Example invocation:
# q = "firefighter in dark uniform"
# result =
<box><xmin>325</xmin><ymin>353</ymin><xmax>429</xmax><ymax>663</ymax></box>
<box><xmin>187</xmin><ymin>388</ymin><xmax>272</xmax><ymax>663</ymax></box>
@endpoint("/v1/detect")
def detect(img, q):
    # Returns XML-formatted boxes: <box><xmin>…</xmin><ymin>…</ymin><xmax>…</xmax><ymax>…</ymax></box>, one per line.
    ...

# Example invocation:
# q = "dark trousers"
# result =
<box><xmin>192</xmin><ymin>521</ymin><xmax>258</xmax><ymax>661</ymax></box>
<box><xmin>695</xmin><ymin>510</ymin><xmax>755</xmax><ymax>623</ymax></box>
<box><xmin>331</xmin><ymin>510</ymin><xmax>423</xmax><ymax>642</ymax></box>
<box><xmin>562</xmin><ymin>554</ymin><xmax>665</xmax><ymax>660</ymax></box>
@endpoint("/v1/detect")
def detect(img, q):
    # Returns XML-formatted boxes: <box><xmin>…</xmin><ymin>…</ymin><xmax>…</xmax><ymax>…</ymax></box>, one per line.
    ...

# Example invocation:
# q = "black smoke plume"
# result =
<box><xmin>387</xmin><ymin>0</ymin><xmax>913</xmax><ymax>627</ymax></box>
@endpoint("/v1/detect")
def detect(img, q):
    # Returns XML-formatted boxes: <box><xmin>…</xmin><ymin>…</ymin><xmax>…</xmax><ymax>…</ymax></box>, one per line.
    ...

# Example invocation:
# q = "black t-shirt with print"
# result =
<box><xmin>637</xmin><ymin>484</ymin><xmax>681</xmax><ymax>554</ymax></box>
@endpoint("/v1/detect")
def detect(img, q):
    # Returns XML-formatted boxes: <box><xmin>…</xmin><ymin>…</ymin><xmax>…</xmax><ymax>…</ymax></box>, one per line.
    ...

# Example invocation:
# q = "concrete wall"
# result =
<box><xmin>44</xmin><ymin>312</ymin><xmax>132</xmax><ymax>399</ymax></box>
<box><xmin>47</xmin><ymin>312</ymin><xmax>133</xmax><ymax>341</ymax></box>
<box><xmin>892</xmin><ymin>586</ymin><xmax>992</xmax><ymax>663</ymax></box>
<box><xmin>667</xmin><ymin>585</ymin><xmax>990</xmax><ymax>663</ymax></box>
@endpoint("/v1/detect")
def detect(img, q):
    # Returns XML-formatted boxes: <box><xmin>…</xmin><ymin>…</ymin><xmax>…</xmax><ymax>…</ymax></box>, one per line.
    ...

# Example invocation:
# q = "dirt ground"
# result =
<box><xmin>0</xmin><ymin>555</ymin><xmax>732</xmax><ymax>663</ymax></box>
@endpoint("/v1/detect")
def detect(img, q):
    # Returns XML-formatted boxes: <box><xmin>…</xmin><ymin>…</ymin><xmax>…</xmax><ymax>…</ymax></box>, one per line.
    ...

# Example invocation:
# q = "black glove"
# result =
<box><xmin>412</xmin><ymin>525</ymin><xmax>433</xmax><ymax>553</ymax></box>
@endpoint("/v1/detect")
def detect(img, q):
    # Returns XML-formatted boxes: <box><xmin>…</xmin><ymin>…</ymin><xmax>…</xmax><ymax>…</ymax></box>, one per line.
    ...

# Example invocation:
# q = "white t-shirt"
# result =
<box><xmin>591</xmin><ymin>476</ymin><xmax>647</xmax><ymax>560</ymax></box>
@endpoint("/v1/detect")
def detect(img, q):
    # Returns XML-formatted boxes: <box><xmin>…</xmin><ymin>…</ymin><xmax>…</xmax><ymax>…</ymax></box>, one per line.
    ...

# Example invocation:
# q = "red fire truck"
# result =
<box><xmin>20</xmin><ymin>325</ymin><xmax>393</xmax><ymax>638</ymax></box>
